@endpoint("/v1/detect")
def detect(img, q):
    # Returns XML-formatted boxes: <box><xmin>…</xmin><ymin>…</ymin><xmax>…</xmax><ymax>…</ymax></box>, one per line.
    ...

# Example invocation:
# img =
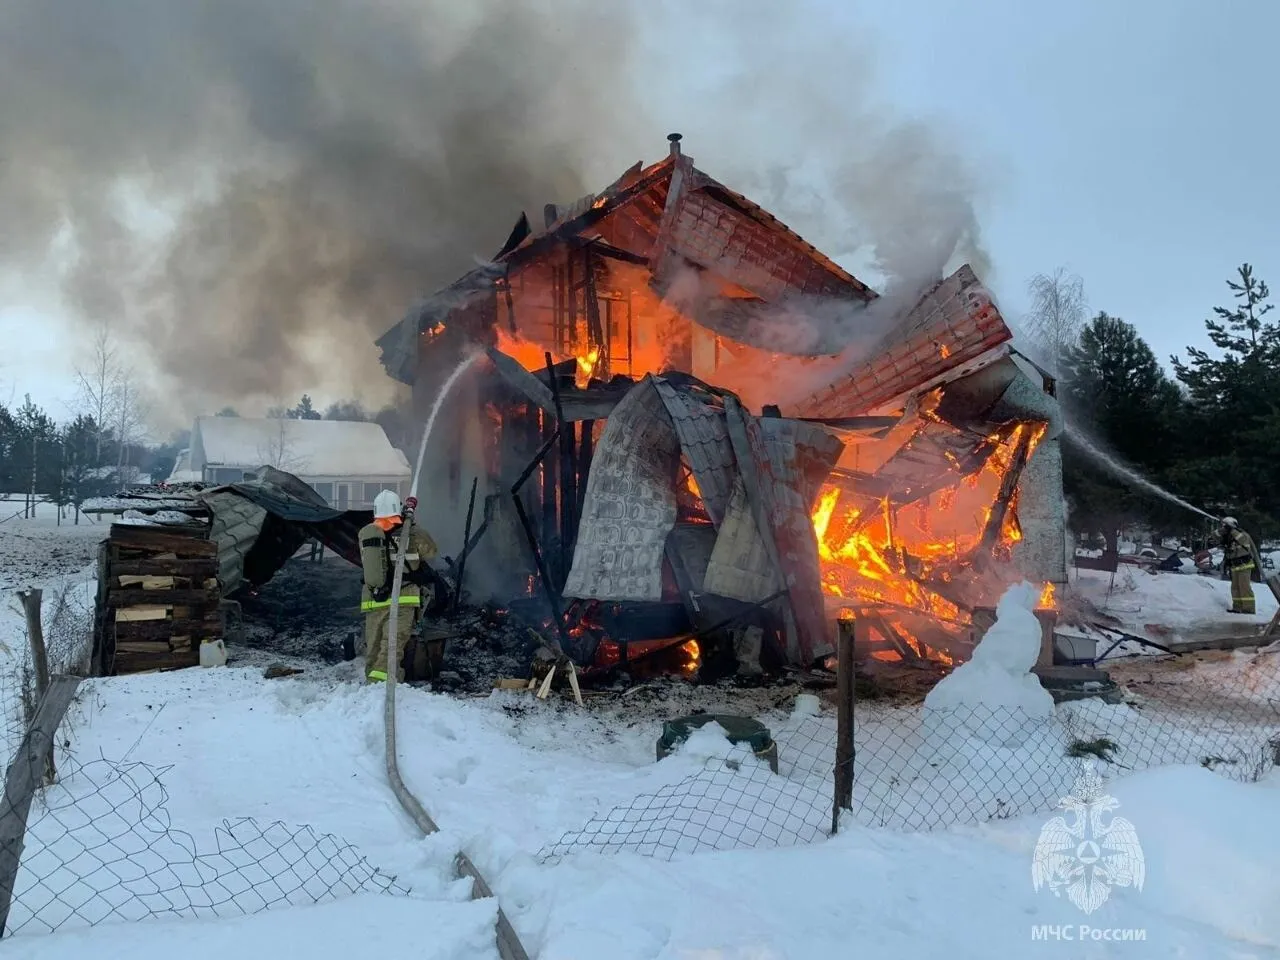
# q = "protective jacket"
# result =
<box><xmin>358</xmin><ymin>519</ymin><xmax>440</xmax><ymax>613</ymax></box>
<box><xmin>1223</xmin><ymin>528</ymin><xmax>1262</xmax><ymax>577</ymax></box>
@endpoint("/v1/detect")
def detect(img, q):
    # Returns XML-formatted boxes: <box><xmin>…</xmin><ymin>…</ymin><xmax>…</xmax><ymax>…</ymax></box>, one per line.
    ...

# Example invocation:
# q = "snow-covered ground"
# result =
<box><xmin>0</xmin><ymin>500</ymin><xmax>106</xmax><ymax>592</ymax></box>
<box><xmin>5</xmin><ymin>663</ymin><xmax>1279</xmax><ymax>958</ymax></box>
<box><xmin>4</xmin><ymin>521</ymin><xmax>1280</xmax><ymax>957</ymax></box>
<box><xmin>1070</xmin><ymin>562</ymin><xmax>1278</xmax><ymax>647</ymax></box>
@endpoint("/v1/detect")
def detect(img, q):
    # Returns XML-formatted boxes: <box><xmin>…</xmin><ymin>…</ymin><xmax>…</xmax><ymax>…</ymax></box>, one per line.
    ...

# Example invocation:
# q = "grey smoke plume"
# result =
<box><xmin>1</xmin><ymin>0</ymin><xmax>990</xmax><ymax>428</ymax></box>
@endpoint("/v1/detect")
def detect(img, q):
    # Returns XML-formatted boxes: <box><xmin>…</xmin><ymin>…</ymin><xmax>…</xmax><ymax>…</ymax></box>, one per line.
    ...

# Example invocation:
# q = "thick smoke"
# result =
<box><xmin>1</xmin><ymin>0</ymin><xmax>990</xmax><ymax>429</ymax></box>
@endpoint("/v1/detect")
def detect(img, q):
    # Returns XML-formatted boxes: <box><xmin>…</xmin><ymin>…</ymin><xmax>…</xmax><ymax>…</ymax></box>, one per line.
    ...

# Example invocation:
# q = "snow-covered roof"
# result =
<box><xmin>192</xmin><ymin>417</ymin><xmax>410</xmax><ymax>478</ymax></box>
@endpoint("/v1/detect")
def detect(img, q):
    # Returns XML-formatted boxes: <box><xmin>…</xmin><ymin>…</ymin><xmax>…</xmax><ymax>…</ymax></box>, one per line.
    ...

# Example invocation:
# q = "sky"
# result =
<box><xmin>1</xmin><ymin>0</ymin><xmax>1276</xmax><ymax>432</ymax></box>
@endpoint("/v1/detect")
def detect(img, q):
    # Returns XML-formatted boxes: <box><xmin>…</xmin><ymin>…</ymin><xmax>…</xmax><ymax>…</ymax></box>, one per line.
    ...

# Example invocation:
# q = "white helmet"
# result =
<box><xmin>373</xmin><ymin>489</ymin><xmax>402</xmax><ymax>519</ymax></box>
<box><xmin>1221</xmin><ymin>516</ymin><xmax>1239</xmax><ymax>529</ymax></box>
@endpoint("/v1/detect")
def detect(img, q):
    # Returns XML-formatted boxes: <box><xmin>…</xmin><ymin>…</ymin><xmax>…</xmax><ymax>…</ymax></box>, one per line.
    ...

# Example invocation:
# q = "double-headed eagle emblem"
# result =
<box><xmin>1032</xmin><ymin>766</ymin><xmax>1145</xmax><ymax>914</ymax></box>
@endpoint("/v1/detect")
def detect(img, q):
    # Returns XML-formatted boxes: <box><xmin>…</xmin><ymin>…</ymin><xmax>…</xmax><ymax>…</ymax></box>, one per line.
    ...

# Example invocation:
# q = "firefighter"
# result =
<box><xmin>359</xmin><ymin>490</ymin><xmax>439</xmax><ymax>683</ymax></box>
<box><xmin>1220</xmin><ymin>516</ymin><xmax>1263</xmax><ymax>615</ymax></box>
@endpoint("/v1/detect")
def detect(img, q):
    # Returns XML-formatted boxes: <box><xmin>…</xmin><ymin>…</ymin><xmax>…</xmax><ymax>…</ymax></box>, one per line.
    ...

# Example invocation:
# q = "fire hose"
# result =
<box><xmin>383</xmin><ymin>352</ymin><xmax>530</xmax><ymax>960</ymax></box>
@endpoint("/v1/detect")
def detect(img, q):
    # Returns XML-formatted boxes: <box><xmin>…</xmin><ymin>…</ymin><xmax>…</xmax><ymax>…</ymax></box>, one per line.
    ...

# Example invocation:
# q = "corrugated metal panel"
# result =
<box><xmin>562</xmin><ymin>378</ymin><xmax>681</xmax><ymax>601</ymax></box>
<box><xmin>202</xmin><ymin>491</ymin><xmax>268</xmax><ymax>595</ymax></box>
<box><xmin>703</xmin><ymin>477</ymin><xmax>780</xmax><ymax>602</ymax></box>
<box><xmin>652</xmin><ymin>378</ymin><xmax>736</xmax><ymax>527</ymax></box>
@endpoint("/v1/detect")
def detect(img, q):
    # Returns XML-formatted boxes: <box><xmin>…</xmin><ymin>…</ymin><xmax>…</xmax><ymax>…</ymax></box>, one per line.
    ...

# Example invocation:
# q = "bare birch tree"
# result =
<box><xmin>73</xmin><ymin>322</ymin><xmax>119</xmax><ymax>461</ymax></box>
<box><xmin>111</xmin><ymin>368</ymin><xmax>149</xmax><ymax>484</ymax></box>
<box><xmin>257</xmin><ymin>406</ymin><xmax>308</xmax><ymax>474</ymax></box>
<box><xmin>1025</xmin><ymin>268</ymin><xmax>1087</xmax><ymax>376</ymax></box>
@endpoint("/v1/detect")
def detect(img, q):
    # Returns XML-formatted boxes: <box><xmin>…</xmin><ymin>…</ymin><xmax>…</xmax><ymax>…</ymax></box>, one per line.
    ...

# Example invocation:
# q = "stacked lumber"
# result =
<box><xmin>93</xmin><ymin>524</ymin><xmax>221</xmax><ymax>675</ymax></box>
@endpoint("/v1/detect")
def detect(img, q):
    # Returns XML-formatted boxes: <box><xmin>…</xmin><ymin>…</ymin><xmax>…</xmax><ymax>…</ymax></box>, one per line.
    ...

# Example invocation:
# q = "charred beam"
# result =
<box><xmin>540</xmin><ymin>408</ymin><xmax>559</xmax><ymax>583</ymax></box>
<box><xmin>545</xmin><ymin>352</ymin><xmax>578</xmax><ymax>591</ymax></box>
<box><xmin>978</xmin><ymin>428</ymin><xmax>1036</xmax><ymax>553</ymax></box>
<box><xmin>509</xmin><ymin>493</ymin><xmax>570</xmax><ymax>659</ymax></box>
<box><xmin>452</xmin><ymin>477</ymin><xmax>479</xmax><ymax>615</ymax></box>
<box><xmin>576</xmin><ymin>420</ymin><xmax>595</xmax><ymax>524</ymax></box>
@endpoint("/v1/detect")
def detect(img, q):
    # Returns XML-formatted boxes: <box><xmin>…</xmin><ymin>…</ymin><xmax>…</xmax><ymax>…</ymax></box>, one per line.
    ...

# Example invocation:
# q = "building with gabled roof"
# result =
<box><xmin>179</xmin><ymin>416</ymin><xmax>410</xmax><ymax>510</ymax></box>
<box><xmin>370</xmin><ymin>135</ymin><xmax>1066</xmax><ymax>671</ymax></box>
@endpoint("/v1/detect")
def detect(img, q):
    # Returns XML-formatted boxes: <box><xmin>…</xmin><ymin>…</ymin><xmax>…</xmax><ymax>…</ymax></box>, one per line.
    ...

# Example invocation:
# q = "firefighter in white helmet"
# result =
<box><xmin>1219</xmin><ymin>516</ymin><xmax>1263</xmax><ymax>615</ymax></box>
<box><xmin>358</xmin><ymin>490</ymin><xmax>439</xmax><ymax>682</ymax></box>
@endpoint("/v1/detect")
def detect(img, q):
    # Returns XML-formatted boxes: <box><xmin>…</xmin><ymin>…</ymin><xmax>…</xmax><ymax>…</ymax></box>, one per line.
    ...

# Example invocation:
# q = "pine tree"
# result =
<box><xmin>0</xmin><ymin>402</ymin><xmax>17</xmax><ymax>493</ymax></box>
<box><xmin>1059</xmin><ymin>313</ymin><xmax>1185</xmax><ymax>545</ymax></box>
<box><xmin>1171</xmin><ymin>263</ymin><xmax>1280</xmax><ymax>528</ymax></box>
<box><xmin>291</xmin><ymin>394</ymin><xmax>321</xmax><ymax>420</ymax></box>
<box><xmin>1062</xmin><ymin>313</ymin><xmax>1181</xmax><ymax>468</ymax></box>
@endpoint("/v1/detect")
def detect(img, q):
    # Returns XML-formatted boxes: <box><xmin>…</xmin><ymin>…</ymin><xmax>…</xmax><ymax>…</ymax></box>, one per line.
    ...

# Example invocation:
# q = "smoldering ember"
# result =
<box><xmin>77</xmin><ymin>134</ymin><xmax>1068</xmax><ymax>688</ymax></box>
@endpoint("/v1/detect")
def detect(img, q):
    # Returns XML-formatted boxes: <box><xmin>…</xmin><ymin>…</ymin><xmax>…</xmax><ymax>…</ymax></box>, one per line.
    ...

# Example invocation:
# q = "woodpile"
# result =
<box><xmin>92</xmin><ymin>524</ymin><xmax>222</xmax><ymax>675</ymax></box>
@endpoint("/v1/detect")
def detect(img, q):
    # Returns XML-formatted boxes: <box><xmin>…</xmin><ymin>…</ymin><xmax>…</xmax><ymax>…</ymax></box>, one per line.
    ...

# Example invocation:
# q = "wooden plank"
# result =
<box><xmin>113</xmin><ymin>559</ymin><xmax>216</xmax><ymax>576</ymax></box>
<box><xmin>108</xmin><ymin>589</ymin><xmax>218</xmax><ymax>608</ymax></box>
<box><xmin>114</xmin><ymin>606</ymin><xmax>172</xmax><ymax>622</ymax></box>
<box><xmin>115</xmin><ymin>639</ymin><xmax>194</xmax><ymax>655</ymax></box>
<box><xmin>18</xmin><ymin>590</ymin><xmax>55</xmax><ymax>782</ymax></box>
<box><xmin>112</xmin><ymin>649</ymin><xmax>200</xmax><ymax>672</ymax></box>
<box><xmin>92</xmin><ymin>541</ymin><xmax>111</xmax><ymax>677</ymax></box>
<box><xmin>114</xmin><ymin>618</ymin><xmax>222</xmax><ymax>641</ymax></box>
<box><xmin>109</xmin><ymin>526</ymin><xmax>217</xmax><ymax>557</ymax></box>
<box><xmin>0</xmin><ymin>675</ymin><xmax>81</xmax><ymax>936</ymax></box>
<box><xmin>832</xmin><ymin>619</ymin><xmax>855</xmax><ymax>834</ymax></box>
<box><xmin>118</xmin><ymin>575</ymin><xmax>178</xmax><ymax>589</ymax></box>
<box><xmin>1165</xmin><ymin>635</ymin><xmax>1267</xmax><ymax>654</ymax></box>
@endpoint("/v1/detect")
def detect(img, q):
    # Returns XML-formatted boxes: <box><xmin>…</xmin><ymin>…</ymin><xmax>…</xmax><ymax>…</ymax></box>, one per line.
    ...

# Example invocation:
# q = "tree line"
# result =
<box><xmin>1026</xmin><ymin>262</ymin><xmax>1279</xmax><ymax>548</ymax></box>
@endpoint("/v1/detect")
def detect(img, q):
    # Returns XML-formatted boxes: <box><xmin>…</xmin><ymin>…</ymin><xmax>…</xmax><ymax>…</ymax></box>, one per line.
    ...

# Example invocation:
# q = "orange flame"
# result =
<box><xmin>680</xmin><ymin>639</ymin><xmax>701</xmax><ymax>676</ymax></box>
<box><xmin>494</xmin><ymin>327</ymin><xmax>553</xmax><ymax>371</ymax></box>
<box><xmin>575</xmin><ymin>346</ymin><xmax>601</xmax><ymax>388</ymax></box>
<box><xmin>811</xmin><ymin>424</ymin><xmax>1047</xmax><ymax>666</ymax></box>
<box><xmin>1037</xmin><ymin>581</ymin><xmax>1056</xmax><ymax>609</ymax></box>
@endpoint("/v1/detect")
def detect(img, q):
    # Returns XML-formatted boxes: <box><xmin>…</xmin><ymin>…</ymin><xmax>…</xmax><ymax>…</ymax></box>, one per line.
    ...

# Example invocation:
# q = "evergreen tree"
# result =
<box><xmin>0</xmin><ymin>402</ymin><xmax>17</xmax><ymax>493</ymax></box>
<box><xmin>1059</xmin><ymin>313</ymin><xmax>1184</xmax><ymax>547</ymax></box>
<box><xmin>10</xmin><ymin>395</ymin><xmax>61</xmax><ymax>512</ymax></box>
<box><xmin>59</xmin><ymin>414</ymin><xmax>108</xmax><ymax>520</ymax></box>
<box><xmin>1171</xmin><ymin>263</ymin><xmax>1280</xmax><ymax>529</ymax></box>
<box><xmin>323</xmin><ymin>399</ymin><xmax>369</xmax><ymax>421</ymax></box>
<box><xmin>291</xmin><ymin>394</ymin><xmax>321</xmax><ymax>420</ymax></box>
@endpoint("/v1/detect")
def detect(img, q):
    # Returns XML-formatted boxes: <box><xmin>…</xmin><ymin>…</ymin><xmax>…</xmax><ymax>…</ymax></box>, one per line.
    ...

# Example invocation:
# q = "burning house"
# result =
<box><xmin>375</xmin><ymin>135</ymin><xmax>1066</xmax><ymax>677</ymax></box>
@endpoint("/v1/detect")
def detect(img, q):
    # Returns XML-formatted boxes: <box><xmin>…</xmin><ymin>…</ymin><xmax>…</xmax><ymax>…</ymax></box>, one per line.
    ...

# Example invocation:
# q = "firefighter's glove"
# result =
<box><xmin>403</xmin><ymin>495</ymin><xmax>418</xmax><ymax>521</ymax></box>
<box><xmin>371</xmin><ymin>583</ymin><xmax>392</xmax><ymax>603</ymax></box>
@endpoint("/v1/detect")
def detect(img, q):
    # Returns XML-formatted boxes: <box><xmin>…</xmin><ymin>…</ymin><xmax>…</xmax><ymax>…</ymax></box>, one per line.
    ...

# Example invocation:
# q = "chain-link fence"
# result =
<box><xmin>3</xmin><ymin>756</ymin><xmax>409</xmax><ymax>939</ymax></box>
<box><xmin>541</xmin><ymin>715</ymin><xmax>834</xmax><ymax>863</ymax></box>
<box><xmin>543</xmin><ymin>649</ymin><xmax>1280</xmax><ymax>863</ymax></box>
<box><xmin>2</xmin><ymin>580</ymin><xmax>96</xmax><ymax>763</ymax></box>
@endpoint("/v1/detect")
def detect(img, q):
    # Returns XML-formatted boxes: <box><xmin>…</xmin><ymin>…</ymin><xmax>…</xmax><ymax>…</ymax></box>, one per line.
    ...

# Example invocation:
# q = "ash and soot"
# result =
<box><xmin>1</xmin><ymin>0</ymin><xmax>989</xmax><ymax>426</ymax></box>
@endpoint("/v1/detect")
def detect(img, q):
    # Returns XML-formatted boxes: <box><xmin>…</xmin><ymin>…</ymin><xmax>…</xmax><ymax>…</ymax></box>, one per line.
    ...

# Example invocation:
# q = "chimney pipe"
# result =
<box><xmin>667</xmin><ymin>132</ymin><xmax>682</xmax><ymax>157</ymax></box>
<box><xmin>543</xmin><ymin>203</ymin><xmax>559</xmax><ymax>229</ymax></box>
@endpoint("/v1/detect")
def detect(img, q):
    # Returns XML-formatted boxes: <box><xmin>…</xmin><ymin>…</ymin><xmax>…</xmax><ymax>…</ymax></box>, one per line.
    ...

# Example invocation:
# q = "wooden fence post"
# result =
<box><xmin>0</xmin><ymin>674</ymin><xmax>81</xmax><ymax>937</ymax></box>
<box><xmin>17</xmin><ymin>590</ymin><xmax>53</xmax><ymax>784</ymax></box>
<box><xmin>832</xmin><ymin>617</ymin><xmax>856</xmax><ymax>834</ymax></box>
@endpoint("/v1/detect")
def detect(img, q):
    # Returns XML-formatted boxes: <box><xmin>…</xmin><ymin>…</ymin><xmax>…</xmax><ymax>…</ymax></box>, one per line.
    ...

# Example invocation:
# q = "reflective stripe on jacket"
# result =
<box><xmin>1225</xmin><ymin>530</ymin><xmax>1261</xmax><ymax>571</ymax></box>
<box><xmin>360</xmin><ymin>595</ymin><xmax>422</xmax><ymax>612</ymax></box>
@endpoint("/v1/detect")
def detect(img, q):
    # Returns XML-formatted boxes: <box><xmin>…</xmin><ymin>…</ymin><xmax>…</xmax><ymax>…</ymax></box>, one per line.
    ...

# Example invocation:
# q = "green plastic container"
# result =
<box><xmin>656</xmin><ymin>713</ymin><xmax>779</xmax><ymax>773</ymax></box>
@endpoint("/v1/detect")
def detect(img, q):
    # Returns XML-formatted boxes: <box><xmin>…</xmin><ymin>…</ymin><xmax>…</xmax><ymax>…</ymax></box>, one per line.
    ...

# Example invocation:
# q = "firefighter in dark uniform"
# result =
<box><xmin>359</xmin><ymin>490</ymin><xmax>439</xmax><ymax>682</ymax></box>
<box><xmin>1220</xmin><ymin>516</ymin><xmax>1263</xmax><ymax>615</ymax></box>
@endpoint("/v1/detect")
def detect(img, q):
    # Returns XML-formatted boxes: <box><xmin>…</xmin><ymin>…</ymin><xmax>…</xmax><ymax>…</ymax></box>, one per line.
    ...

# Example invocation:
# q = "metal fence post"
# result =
<box><xmin>832</xmin><ymin>616</ymin><xmax>856</xmax><ymax>834</ymax></box>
